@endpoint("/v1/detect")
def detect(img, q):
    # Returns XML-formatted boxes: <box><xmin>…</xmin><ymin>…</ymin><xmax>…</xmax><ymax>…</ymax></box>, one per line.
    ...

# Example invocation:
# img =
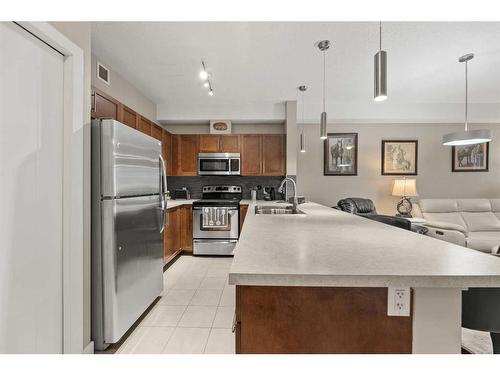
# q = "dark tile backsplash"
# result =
<box><xmin>167</xmin><ymin>175</ymin><xmax>288</xmax><ymax>200</ymax></box>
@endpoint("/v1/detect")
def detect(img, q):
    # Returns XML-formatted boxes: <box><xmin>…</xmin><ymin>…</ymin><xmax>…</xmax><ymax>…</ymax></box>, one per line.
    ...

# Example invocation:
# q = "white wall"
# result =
<box><xmin>50</xmin><ymin>22</ymin><xmax>92</xmax><ymax>351</ymax></box>
<box><xmin>91</xmin><ymin>53</ymin><xmax>158</xmax><ymax>122</ymax></box>
<box><xmin>297</xmin><ymin>122</ymin><xmax>500</xmax><ymax>215</ymax></box>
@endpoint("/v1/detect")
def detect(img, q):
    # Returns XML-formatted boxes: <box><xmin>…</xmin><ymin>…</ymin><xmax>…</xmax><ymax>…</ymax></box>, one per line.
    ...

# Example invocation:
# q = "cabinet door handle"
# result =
<box><xmin>91</xmin><ymin>92</ymin><xmax>96</xmax><ymax>112</ymax></box>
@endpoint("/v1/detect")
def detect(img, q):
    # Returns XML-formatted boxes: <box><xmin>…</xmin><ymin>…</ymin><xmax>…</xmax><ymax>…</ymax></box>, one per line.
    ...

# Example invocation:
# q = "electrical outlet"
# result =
<box><xmin>387</xmin><ymin>287</ymin><xmax>411</xmax><ymax>316</ymax></box>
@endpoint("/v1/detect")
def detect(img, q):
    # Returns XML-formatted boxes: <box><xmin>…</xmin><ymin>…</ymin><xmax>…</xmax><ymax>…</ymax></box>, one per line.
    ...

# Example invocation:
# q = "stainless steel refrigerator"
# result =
<box><xmin>91</xmin><ymin>119</ymin><xmax>167</xmax><ymax>351</ymax></box>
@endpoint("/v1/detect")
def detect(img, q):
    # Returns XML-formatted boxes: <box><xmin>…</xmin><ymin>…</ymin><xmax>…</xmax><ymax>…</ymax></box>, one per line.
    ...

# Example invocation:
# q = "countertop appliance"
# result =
<box><xmin>198</xmin><ymin>152</ymin><xmax>240</xmax><ymax>175</ymax></box>
<box><xmin>91</xmin><ymin>119</ymin><xmax>167</xmax><ymax>351</ymax></box>
<box><xmin>192</xmin><ymin>185</ymin><xmax>242</xmax><ymax>256</ymax></box>
<box><xmin>172</xmin><ymin>188</ymin><xmax>191</xmax><ymax>200</ymax></box>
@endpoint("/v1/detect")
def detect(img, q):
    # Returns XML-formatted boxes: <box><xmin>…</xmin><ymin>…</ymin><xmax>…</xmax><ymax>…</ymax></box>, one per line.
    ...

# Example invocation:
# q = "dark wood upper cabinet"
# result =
<box><xmin>151</xmin><ymin>124</ymin><xmax>163</xmax><ymax>141</ymax></box>
<box><xmin>120</xmin><ymin>105</ymin><xmax>138</xmax><ymax>128</ymax></box>
<box><xmin>162</xmin><ymin>130</ymin><xmax>173</xmax><ymax>176</ymax></box>
<box><xmin>92</xmin><ymin>90</ymin><xmax>118</xmax><ymax>120</ymax></box>
<box><xmin>199</xmin><ymin>135</ymin><xmax>220</xmax><ymax>152</ymax></box>
<box><xmin>241</xmin><ymin>135</ymin><xmax>263</xmax><ymax>176</ymax></box>
<box><xmin>220</xmin><ymin>135</ymin><xmax>240</xmax><ymax>153</ymax></box>
<box><xmin>172</xmin><ymin>135</ymin><xmax>199</xmax><ymax>176</ymax></box>
<box><xmin>199</xmin><ymin>134</ymin><xmax>241</xmax><ymax>153</ymax></box>
<box><xmin>262</xmin><ymin>134</ymin><xmax>286</xmax><ymax>176</ymax></box>
<box><xmin>137</xmin><ymin>116</ymin><xmax>152</xmax><ymax>135</ymax></box>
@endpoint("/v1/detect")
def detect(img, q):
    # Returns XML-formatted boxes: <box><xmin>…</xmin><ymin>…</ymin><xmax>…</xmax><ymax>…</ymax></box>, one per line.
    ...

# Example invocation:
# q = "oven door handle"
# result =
<box><xmin>193</xmin><ymin>207</ymin><xmax>239</xmax><ymax>211</ymax></box>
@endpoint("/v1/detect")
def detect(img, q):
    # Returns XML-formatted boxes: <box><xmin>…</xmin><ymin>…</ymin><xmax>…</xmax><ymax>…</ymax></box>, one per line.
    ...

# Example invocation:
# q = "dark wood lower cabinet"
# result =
<box><xmin>164</xmin><ymin>207</ymin><xmax>181</xmax><ymax>264</ymax></box>
<box><xmin>235</xmin><ymin>286</ymin><xmax>413</xmax><ymax>354</ymax></box>
<box><xmin>180</xmin><ymin>205</ymin><xmax>193</xmax><ymax>253</ymax></box>
<box><xmin>239</xmin><ymin>205</ymin><xmax>248</xmax><ymax>232</ymax></box>
<box><xmin>163</xmin><ymin>204</ymin><xmax>193</xmax><ymax>265</ymax></box>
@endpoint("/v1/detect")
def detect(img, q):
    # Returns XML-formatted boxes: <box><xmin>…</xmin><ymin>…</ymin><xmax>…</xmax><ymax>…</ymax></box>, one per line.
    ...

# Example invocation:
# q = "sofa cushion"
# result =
<box><xmin>424</xmin><ymin>221</ymin><xmax>468</xmax><ymax>233</ymax></box>
<box><xmin>466</xmin><ymin>232</ymin><xmax>500</xmax><ymax>253</ymax></box>
<box><xmin>422</xmin><ymin>212</ymin><xmax>467</xmax><ymax>230</ymax></box>
<box><xmin>419</xmin><ymin>199</ymin><xmax>458</xmax><ymax>213</ymax></box>
<box><xmin>457</xmin><ymin>199</ymin><xmax>492</xmax><ymax>212</ymax></box>
<box><xmin>461</xmin><ymin>212</ymin><xmax>500</xmax><ymax>232</ymax></box>
<box><xmin>490</xmin><ymin>199</ymin><xmax>500</xmax><ymax>213</ymax></box>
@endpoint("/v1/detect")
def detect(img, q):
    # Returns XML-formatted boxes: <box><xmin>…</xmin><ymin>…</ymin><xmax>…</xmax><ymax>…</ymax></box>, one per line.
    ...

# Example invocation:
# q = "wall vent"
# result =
<box><xmin>97</xmin><ymin>61</ymin><xmax>110</xmax><ymax>85</ymax></box>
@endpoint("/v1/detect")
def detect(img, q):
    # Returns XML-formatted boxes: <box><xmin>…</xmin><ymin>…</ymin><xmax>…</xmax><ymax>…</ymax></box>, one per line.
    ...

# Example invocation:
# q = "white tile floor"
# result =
<box><xmin>117</xmin><ymin>255</ymin><xmax>235</xmax><ymax>354</ymax></box>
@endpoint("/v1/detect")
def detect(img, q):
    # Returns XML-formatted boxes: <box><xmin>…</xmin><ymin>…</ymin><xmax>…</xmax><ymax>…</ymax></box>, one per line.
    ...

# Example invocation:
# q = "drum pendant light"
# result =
<box><xmin>374</xmin><ymin>21</ymin><xmax>387</xmax><ymax>101</ymax></box>
<box><xmin>442</xmin><ymin>54</ymin><xmax>492</xmax><ymax>146</ymax></box>
<box><xmin>298</xmin><ymin>85</ymin><xmax>307</xmax><ymax>153</ymax></box>
<box><xmin>317</xmin><ymin>40</ymin><xmax>330</xmax><ymax>139</ymax></box>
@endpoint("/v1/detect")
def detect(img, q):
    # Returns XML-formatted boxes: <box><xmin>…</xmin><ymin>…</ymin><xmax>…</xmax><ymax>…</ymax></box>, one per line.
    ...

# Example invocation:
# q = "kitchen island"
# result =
<box><xmin>228</xmin><ymin>202</ymin><xmax>500</xmax><ymax>354</ymax></box>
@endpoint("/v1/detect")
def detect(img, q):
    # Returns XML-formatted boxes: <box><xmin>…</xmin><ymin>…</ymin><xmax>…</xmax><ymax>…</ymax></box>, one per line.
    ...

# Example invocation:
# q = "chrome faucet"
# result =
<box><xmin>278</xmin><ymin>177</ymin><xmax>298</xmax><ymax>212</ymax></box>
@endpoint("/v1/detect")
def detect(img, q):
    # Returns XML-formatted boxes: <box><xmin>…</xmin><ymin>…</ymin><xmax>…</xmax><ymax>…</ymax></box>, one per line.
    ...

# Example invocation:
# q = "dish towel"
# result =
<box><xmin>202</xmin><ymin>207</ymin><xmax>229</xmax><ymax>229</ymax></box>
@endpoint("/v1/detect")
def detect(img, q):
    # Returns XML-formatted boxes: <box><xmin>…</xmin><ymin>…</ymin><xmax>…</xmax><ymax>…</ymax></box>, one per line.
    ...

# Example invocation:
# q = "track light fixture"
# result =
<box><xmin>200</xmin><ymin>60</ymin><xmax>214</xmax><ymax>97</ymax></box>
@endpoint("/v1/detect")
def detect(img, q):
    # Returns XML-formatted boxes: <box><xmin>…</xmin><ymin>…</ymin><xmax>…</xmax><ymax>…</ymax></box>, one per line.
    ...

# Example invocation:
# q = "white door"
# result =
<box><xmin>0</xmin><ymin>22</ymin><xmax>64</xmax><ymax>353</ymax></box>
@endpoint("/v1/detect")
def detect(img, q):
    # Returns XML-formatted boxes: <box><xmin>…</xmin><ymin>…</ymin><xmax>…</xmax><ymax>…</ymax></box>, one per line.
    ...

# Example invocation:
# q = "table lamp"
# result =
<box><xmin>392</xmin><ymin>178</ymin><xmax>418</xmax><ymax>217</ymax></box>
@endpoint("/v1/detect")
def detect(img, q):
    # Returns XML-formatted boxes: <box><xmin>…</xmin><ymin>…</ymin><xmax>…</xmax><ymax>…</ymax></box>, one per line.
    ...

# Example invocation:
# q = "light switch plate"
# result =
<box><xmin>387</xmin><ymin>287</ymin><xmax>411</xmax><ymax>316</ymax></box>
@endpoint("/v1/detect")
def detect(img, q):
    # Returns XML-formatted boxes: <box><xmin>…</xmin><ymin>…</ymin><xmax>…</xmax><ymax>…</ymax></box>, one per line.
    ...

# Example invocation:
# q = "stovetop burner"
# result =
<box><xmin>193</xmin><ymin>185</ymin><xmax>243</xmax><ymax>207</ymax></box>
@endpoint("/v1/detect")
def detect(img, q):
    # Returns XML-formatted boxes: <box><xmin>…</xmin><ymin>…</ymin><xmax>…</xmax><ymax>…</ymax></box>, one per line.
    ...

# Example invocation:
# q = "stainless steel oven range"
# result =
<box><xmin>192</xmin><ymin>185</ymin><xmax>242</xmax><ymax>256</ymax></box>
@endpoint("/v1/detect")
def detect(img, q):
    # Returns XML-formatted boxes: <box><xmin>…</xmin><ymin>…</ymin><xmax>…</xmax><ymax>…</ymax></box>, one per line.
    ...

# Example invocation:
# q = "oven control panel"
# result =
<box><xmin>203</xmin><ymin>185</ymin><xmax>241</xmax><ymax>193</ymax></box>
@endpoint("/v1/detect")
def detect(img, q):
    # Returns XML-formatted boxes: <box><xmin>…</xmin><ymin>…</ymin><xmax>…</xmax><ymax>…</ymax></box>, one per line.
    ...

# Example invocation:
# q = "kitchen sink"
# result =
<box><xmin>254</xmin><ymin>205</ymin><xmax>306</xmax><ymax>215</ymax></box>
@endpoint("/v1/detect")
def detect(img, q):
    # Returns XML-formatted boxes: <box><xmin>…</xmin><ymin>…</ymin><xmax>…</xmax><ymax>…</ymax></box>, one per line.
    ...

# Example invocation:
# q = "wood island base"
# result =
<box><xmin>235</xmin><ymin>286</ymin><xmax>413</xmax><ymax>354</ymax></box>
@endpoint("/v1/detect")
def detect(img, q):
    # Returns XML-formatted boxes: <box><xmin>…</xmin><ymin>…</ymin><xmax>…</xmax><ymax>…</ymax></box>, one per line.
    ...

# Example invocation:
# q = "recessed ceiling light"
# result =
<box><xmin>203</xmin><ymin>82</ymin><xmax>209</xmax><ymax>88</ymax></box>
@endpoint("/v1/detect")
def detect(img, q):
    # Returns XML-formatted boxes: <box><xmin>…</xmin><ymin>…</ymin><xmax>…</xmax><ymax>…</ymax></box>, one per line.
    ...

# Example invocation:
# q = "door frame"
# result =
<box><xmin>16</xmin><ymin>22</ymin><xmax>85</xmax><ymax>354</ymax></box>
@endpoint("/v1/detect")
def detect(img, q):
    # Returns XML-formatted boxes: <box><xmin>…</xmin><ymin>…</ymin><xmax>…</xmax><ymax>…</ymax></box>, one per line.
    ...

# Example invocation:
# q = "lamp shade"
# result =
<box><xmin>442</xmin><ymin>129</ymin><xmax>492</xmax><ymax>146</ymax></box>
<box><xmin>392</xmin><ymin>179</ymin><xmax>418</xmax><ymax>197</ymax></box>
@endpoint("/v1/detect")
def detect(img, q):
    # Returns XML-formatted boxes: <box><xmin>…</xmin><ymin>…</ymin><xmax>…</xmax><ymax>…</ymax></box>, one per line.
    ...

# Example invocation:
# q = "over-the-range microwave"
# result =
<box><xmin>198</xmin><ymin>153</ymin><xmax>240</xmax><ymax>175</ymax></box>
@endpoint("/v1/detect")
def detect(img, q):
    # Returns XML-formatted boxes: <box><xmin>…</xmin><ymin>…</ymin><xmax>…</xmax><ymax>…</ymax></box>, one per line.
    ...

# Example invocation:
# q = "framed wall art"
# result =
<box><xmin>324</xmin><ymin>133</ymin><xmax>358</xmax><ymax>176</ymax></box>
<box><xmin>452</xmin><ymin>143</ymin><xmax>489</xmax><ymax>172</ymax></box>
<box><xmin>381</xmin><ymin>140</ymin><xmax>418</xmax><ymax>175</ymax></box>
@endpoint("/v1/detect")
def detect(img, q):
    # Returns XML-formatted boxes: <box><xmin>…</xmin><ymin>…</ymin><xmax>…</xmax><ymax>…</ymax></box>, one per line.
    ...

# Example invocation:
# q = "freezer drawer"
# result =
<box><xmin>95</xmin><ymin>119</ymin><xmax>162</xmax><ymax>197</ymax></box>
<box><xmin>94</xmin><ymin>195</ymin><xmax>163</xmax><ymax>348</ymax></box>
<box><xmin>193</xmin><ymin>239</ymin><xmax>238</xmax><ymax>256</ymax></box>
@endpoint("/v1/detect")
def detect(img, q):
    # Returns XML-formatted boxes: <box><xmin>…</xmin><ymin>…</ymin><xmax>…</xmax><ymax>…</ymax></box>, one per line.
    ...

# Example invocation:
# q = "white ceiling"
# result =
<box><xmin>91</xmin><ymin>22</ymin><xmax>500</xmax><ymax>123</ymax></box>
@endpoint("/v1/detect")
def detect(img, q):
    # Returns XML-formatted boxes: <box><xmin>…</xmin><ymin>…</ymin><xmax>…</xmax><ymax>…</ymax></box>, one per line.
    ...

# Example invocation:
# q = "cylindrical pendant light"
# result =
<box><xmin>442</xmin><ymin>53</ymin><xmax>492</xmax><ymax>146</ymax></box>
<box><xmin>317</xmin><ymin>40</ymin><xmax>330</xmax><ymax>139</ymax></box>
<box><xmin>374</xmin><ymin>21</ymin><xmax>387</xmax><ymax>101</ymax></box>
<box><xmin>298</xmin><ymin>85</ymin><xmax>307</xmax><ymax>153</ymax></box>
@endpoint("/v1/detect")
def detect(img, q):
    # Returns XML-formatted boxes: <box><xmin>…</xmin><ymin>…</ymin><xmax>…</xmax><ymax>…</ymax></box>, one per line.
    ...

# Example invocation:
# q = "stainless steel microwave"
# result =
<box><xmin>198</xmin><ymin>153</ymin><xmax>240</xmax><ymax>175</ymax></box>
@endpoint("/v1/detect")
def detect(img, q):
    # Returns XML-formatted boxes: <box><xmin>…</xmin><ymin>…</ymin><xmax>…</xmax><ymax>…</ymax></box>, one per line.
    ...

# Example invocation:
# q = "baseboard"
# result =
<box><xmin>83</xmin><ymin>341</ymin><xmax>94</xmax><ymax>354</ymax></box>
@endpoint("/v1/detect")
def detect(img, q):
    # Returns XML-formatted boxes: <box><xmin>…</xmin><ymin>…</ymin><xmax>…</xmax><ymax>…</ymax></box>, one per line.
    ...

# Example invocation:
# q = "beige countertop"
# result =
<box><xmin>166</xmin><ymin>199</ymin><xmax>273</xmax><ymax>209</ymax></box>
<box><xmin>228</xmin><ymin>202</ymin><xmax>500</xmax><ymax>288</ymax></box>
<box><xmin>165</xmin><ymin>199</ymin><xmax>197</xmax><ymax>209</ymax></box>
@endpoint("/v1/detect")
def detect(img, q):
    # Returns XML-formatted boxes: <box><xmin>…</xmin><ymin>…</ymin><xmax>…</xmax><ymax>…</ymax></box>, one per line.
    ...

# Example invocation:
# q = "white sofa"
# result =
<box><xmin>413</xmin><ymin>199</ymin><xmax>500</xmax><ymax>253</ymax></box>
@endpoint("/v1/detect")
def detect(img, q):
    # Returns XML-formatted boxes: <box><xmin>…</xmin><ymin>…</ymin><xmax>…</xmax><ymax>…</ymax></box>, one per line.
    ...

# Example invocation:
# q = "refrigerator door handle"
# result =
<box><xmin>159</xmin><ymin>155</ymin><xmax>168</xmax><ymax>233</ymax></box>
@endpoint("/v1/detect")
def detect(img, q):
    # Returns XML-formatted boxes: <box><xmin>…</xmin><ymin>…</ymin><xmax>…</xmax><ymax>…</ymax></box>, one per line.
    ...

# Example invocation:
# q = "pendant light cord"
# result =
<box><xmin>302</xmin><ymin>89</ymin><xmax>305</xmax><ymax>128</ymax></box>
<box><xmin>323</xmin><ymin>51</ymin><xmax>326</xmax><ymax>112</ymax></box>
<box><xmin>465</xmin><ymin>60</ymin><xmax>468</xmax><ymax>131</ymax></box>
<box><xmin>379</xmin><ymin>21</ymin><xmax>382</xmax><ymax>51</ymax></box>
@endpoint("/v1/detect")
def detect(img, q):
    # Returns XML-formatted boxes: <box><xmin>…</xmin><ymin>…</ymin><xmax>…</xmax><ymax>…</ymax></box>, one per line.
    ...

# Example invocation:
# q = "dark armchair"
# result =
<box><xmin>336</xmin><ymin>198</ymin><xmax>412</xmax><ymax>231</ymax></box>
<box><xmin>337</xmin><ymin>197</ymin><xmax>378</xmax><ymax>216</ymax></box>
